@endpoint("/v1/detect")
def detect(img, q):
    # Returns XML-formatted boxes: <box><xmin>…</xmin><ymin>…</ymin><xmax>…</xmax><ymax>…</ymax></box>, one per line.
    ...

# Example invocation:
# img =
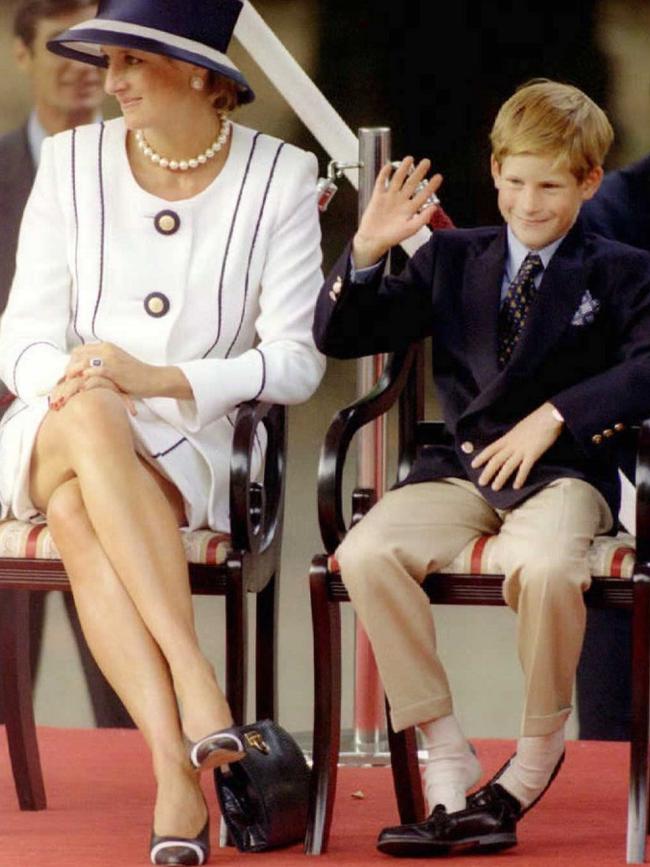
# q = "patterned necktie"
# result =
<box><xmin>497</xmin><ymin>252</ymin><xmax>544</xmax><ymax>367</ymax></box>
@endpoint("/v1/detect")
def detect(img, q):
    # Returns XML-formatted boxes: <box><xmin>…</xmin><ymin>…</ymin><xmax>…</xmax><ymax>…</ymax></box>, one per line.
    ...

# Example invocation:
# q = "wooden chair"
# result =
<box><xmin>305</xmin><ymin>343</ymin><xmax>650</xmax><ymax>864</ymax></box>
<box><xmin>0</xmin><ymin>399</ymin><xmax>285</xmax><ymax>813</ymax></box>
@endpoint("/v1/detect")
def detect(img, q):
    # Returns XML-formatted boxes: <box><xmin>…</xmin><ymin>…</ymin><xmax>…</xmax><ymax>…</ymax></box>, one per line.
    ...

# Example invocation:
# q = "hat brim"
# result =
<box><xmin>48</xmin><ymin>19</ymin><xmax>254</xmax><ymax>105</ymax></box>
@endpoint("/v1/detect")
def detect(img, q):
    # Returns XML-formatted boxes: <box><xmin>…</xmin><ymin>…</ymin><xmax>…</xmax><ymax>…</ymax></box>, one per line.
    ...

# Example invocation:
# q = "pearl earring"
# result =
<box><xmin>191</xmin><ymin>75</ymin><xmax>205</xmax><ymax>91</ymax></box>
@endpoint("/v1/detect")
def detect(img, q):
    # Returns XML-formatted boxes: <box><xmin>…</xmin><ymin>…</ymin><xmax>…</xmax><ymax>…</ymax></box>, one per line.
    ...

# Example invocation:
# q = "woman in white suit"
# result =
<box><xmin>0</xmin><ymin>0</ymin><xmax>324</xmax><ymax>863</ymax></box>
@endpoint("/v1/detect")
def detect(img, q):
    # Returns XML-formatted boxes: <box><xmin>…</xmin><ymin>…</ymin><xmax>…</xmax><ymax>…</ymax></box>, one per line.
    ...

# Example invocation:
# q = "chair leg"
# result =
<box><xmin>305</xmin><ymin>555</ymin><xmax>341</xmax><ymax>855</ymax></box>
<box><xmin>627</xmin><ymin>577</ymin><xmax>650</xmax><ymax>863</ymax></box>
<box><xmin>255</xmin><ymin>573</ymin><xmax>277</xmax><ymax>722</ymax></box>
<box><xmin>386</xmin><ymin>712</ymin><xmax>425</xmax><ymax>824</ymax></box>
<box><xmin>225</xmin><ymin>556</ymin><xmax>247</xmax><ymax>726</ymax></box>
<box><xmin>0</xmin><ymin>590</ymin><xmax>46</xmax><ymax>810</ymax></box>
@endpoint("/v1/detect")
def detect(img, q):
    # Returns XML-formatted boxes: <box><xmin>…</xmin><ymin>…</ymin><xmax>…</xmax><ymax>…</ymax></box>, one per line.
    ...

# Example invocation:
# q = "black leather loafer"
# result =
<box><xmin>377</xmin><ymin>794</ymin><xmax>518</xmax><ymax>858</ymax></box>
<box><xmin>467</xmin><ymin>749</ymin><xmax>565</xmax><ymax>816</ymax></box>
<box><xmin>377</xmin><ymin>751</ymin><xmax>565</xmax><ymax>857</ymax></box>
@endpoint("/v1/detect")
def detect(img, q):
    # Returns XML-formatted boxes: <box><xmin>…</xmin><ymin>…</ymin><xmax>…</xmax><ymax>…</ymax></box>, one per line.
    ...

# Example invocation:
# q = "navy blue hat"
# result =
<box><xmin>47</xmin><ymin>0</ymin><xmax>254</xmax><ymax>104</ymax></box>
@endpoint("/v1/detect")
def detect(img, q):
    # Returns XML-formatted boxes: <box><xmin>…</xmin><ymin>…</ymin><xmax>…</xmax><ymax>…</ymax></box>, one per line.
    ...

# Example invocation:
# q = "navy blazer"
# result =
<box><xmin>581</xmin><ymin>154</ymin><xmax>650</xmax><ymax>254</ymax></box>
<box><xmin>313</xmin><ymin>222</ymin><xmax>650</xmax><ymax>517</ymax></box>
<box><xmin>0</xmin><ymin>125</ymin><xmax>35</xmax><ymax>313</ymax></box>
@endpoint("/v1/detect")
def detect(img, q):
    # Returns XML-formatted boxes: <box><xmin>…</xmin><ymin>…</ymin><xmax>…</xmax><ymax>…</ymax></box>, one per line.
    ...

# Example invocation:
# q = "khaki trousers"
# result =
<box><xmin>336</xmin><ymin>477</ymin><xmax>612</xmax><ymax>736</ymax></box>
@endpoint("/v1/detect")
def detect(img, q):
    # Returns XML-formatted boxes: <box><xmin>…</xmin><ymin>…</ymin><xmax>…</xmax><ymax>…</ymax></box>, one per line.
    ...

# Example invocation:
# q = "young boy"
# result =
<box><xmin>313</xmin><ymin>79</ymin><xmax>650</xmax><ymax>855</ymax></box>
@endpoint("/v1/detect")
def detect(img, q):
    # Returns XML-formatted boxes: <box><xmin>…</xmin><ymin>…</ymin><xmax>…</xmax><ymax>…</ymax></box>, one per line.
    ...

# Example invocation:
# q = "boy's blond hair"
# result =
<box><xmin>490</xmin><ymin>79</ymin><xmax>613</xmax><ymax>181</ymax></box>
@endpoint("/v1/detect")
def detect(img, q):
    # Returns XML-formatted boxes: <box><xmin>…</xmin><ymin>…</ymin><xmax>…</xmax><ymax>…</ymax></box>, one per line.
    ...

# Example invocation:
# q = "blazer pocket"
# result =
<box><xmin>571</xmin><ymin>290</ymin><xmax>601</xmax><ymax>327</ymax></box>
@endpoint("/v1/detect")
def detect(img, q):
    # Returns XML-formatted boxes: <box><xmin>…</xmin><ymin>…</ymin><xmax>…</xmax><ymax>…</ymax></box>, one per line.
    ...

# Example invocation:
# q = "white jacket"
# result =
<box><xmin>0</xmin><ymin>117</ymin><xmax>325</xmax><ymax>530</ymax></box>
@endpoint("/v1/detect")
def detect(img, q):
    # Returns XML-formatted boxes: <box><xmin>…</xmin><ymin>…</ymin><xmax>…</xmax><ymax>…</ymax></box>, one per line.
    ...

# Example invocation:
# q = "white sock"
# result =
<box><xmin>498</xmin><ymin>728</ymin><xmax>565</xmax><ymax>808</ymax></box>
<box><xmin>418</xmin><ymin>714</ymin><xmax>482</xmax><ymax>814</ymax></box>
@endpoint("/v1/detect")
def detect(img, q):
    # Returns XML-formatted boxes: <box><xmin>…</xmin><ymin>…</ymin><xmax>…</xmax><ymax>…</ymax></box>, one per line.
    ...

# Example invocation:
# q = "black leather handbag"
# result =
<box><xmin>214</xmin><ymin>719</ymin><xmax>310</xmax><ymax>852</ymax></box>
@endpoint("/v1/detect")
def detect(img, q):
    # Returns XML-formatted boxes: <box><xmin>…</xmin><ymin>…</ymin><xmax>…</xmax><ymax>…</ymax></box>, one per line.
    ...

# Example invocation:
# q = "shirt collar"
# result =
<box><xmin>27</xmin><ymin>111</ymin><xmax>47</xmax><ymax>168</ymax></box>
<box><xmin>505</xmin><ymin>225</ymin><xmax>565</xmax><ymax>282</ymax></box>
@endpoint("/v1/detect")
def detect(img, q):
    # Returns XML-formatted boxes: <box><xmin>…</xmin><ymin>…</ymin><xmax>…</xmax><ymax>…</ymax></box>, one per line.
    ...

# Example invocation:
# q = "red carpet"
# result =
<box><xmin>0</xmin><ymin>729</ymin><xmax>632</xmax><ymax>866</ymax></box>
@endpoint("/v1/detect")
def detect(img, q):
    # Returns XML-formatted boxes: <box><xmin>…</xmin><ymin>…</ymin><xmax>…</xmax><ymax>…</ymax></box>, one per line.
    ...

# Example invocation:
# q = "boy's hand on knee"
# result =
<box><xmin>471</xmin><ymin>403</ymin><xmax>564</xmax><ymax>491</ymax></box>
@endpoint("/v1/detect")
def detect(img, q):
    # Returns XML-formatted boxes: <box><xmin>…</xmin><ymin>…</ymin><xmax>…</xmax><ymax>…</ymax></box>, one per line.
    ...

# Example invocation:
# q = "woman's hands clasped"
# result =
<box><xmin>352</xmin><ymin>157</ymin><xmax>443</xmax><ymax>269</ymax></box>
<box><xmin>48</xmin><ymin>342</ymin><xmax>154</xmax><ymax>414</ymax></box>
<box><xmin>48</xmin><ymin>342</ymin><xmax>193</xmax><ymax>412</ymax></box>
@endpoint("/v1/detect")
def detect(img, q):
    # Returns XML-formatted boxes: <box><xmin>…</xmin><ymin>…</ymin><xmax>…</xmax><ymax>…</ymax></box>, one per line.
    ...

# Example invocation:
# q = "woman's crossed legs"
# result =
<box><xmin>30</xmin><ymin>388</ymin><xmax>229</xmax><ymax>839</ymax></box>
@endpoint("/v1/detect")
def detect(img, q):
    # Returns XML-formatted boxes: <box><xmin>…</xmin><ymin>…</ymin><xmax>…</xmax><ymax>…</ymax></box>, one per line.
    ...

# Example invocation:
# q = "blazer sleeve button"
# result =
<box><xmin>591</xmin><ymin>434</ymin><xmax>603</xmax><ymax>445</ymax></box>
<box><xmin>614</xmin><ymin>423</ymin><xmax>625</xmax><ymax>432</ymax></box>
<box><xmin>603</xmin><ymin>428</ymin><xmax>614</xmax><ymax>438</ymax></box>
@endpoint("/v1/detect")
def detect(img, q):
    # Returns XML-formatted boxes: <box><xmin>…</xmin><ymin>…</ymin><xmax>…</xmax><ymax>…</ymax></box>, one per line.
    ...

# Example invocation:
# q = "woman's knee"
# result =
<box><xmin>61</xmin><ymin>389</ymin><xmax>131</xmax><ymax>439</ymax></box>
<box><xmin>48</xmin><ymin>389</ymin><xmax>134</xmax><ymax>458</ymax></box>
<box><xmin>46</xmin><ymin>479</ymin><xmax>88</xmax><ymax>540</ymax></box>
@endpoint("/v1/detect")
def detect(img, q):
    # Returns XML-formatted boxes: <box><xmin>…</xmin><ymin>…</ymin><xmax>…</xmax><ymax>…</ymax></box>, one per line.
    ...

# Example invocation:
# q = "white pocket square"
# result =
<box><xmin>571</xmin><ymin>290</ymin><xmax>600</xmax><ymax>326</ymax></box>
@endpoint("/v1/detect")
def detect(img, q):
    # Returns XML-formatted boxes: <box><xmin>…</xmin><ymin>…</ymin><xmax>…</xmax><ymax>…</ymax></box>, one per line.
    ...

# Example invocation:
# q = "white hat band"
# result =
<box><xmin>63</xmin><ymin>17</ymin><xmax>239</xmax><ymax>74</ymax></box>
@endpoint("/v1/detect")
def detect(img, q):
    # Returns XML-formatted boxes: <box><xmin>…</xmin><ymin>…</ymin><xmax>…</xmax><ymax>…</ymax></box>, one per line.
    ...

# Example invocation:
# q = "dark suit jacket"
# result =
<box><xmin>580</xmin><ymin>156</ymin><xmax>650</xmax><ymax>483</ymax></box>
<box><xmin>580</xmin><ymin>154</ymin><xmax>650</xmax><ymax>253</ymax></box>
<box><xmin>313</xmin><ymin>222</ymin><xmax>650</xmax><ymax>518</ymax></box>
<box><xmin>0</xmin><ymin>125</ymin><xmax>35</xmax><ymax>314</ymax></box>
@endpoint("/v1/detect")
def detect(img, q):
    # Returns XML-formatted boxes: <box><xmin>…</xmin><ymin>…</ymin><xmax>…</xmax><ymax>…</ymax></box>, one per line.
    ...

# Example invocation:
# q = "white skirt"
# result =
<box><xmin>0</xmin><ymin>396</ymin><xmax>251</xmax><ymax>533</ymax></box>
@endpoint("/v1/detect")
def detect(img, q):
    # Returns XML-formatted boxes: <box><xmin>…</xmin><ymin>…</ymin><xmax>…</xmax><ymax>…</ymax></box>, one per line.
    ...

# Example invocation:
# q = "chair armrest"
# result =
<box><xmin>317</xmin><ymin>344</ymin><xmax>419</xmax><ymax>554</ymax></box>
<box><xmin>229</xmin><ymin>400</ymin><xmax>287</xmax><ymax>557</ymax></box>
<box><xmin>635</xmin><ymin>418</ymin><xmax>650</xmax><ymax>566</ymax></box>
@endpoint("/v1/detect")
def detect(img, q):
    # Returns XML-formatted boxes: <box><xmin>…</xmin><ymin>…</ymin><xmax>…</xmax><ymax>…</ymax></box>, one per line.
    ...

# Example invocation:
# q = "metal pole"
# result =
<box><xmin>351</xmin><ymin>128</ymin><xmax>390</xmax><ymax>759</ymax></box>
<box><xmin>235</xmin><ymin>2</ymin><xmax>431</xmax><ymax>260</ymax></box>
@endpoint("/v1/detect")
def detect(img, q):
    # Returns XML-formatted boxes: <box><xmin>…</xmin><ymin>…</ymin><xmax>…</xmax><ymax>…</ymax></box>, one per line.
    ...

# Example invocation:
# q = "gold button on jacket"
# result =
<box><xmin>144</xmin><ymin>292</ymin><xmax>170</xmax><ymax>318</ymax></box>
<box><xmin>153</xmin><ymin>209</ymin><xmax>181</xmax><ymax>236</ymax></box>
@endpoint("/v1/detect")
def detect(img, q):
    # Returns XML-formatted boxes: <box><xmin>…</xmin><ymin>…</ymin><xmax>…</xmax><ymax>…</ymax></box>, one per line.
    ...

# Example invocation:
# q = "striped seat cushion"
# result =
<box><xmin>328</xmin><ymin>532</ymin><xmax>636</xmax><ymax>580</ymax></box>
<box><xmin>440</xmin><ymin>532</ymin><xmax>635</xmax><ymax>579</ymax></box>
<box><xmin>0</xmin><ymin>520</ymin><xmax>230</xmax><ymax>567</ymax></box>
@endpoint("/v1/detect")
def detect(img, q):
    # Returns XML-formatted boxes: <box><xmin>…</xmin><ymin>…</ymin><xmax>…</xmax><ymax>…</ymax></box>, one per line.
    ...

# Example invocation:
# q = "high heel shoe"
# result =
<box><xmin>188</xmin><ymin>728</ymin><xmax>245</xmax><ymax>772</ymax></box>
<box><xmin>150</xmin><ymin>818</ymin><xmax>210</xmax><ymax>866</ymax></box>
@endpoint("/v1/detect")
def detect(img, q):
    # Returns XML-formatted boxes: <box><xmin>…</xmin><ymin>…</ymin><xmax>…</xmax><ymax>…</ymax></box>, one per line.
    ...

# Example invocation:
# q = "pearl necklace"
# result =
<box><xmin>135</xmin><ymin>113</ymin><xmax>230</xmax><ymax>171</ymax></box>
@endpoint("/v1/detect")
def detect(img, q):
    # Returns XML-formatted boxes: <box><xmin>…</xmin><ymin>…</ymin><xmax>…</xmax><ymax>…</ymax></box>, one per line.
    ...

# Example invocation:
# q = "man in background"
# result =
<box><xmin>1</xmin><ymin>0</ymin><xmax>103</xmax><ymax>305</ymax></box>
<box><xmin>581</xmin><ymin>154</ymin><xmax>650</xmax><ymax>252</ymax></box>
<box><xmin>0</xmin><ymin>0</ymin><xmax>131</xmax><ymax>726</ymax></box>
<box><xmin>576</xmin><ymin>154</ymin><xmax>650</xmax><ymax>741</ymax></box>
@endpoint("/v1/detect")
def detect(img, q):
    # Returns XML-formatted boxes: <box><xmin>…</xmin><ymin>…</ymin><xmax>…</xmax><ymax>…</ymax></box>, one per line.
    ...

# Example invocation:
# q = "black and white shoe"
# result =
<box><xmin>188</xmin><ymin>729</ymin><xmax>245</xmax><ymax>772</ymax></box>
<box><xmin>150</xmin><ymin>819</ymin><xmax>210</xmax><ymax>865</ymax></box>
